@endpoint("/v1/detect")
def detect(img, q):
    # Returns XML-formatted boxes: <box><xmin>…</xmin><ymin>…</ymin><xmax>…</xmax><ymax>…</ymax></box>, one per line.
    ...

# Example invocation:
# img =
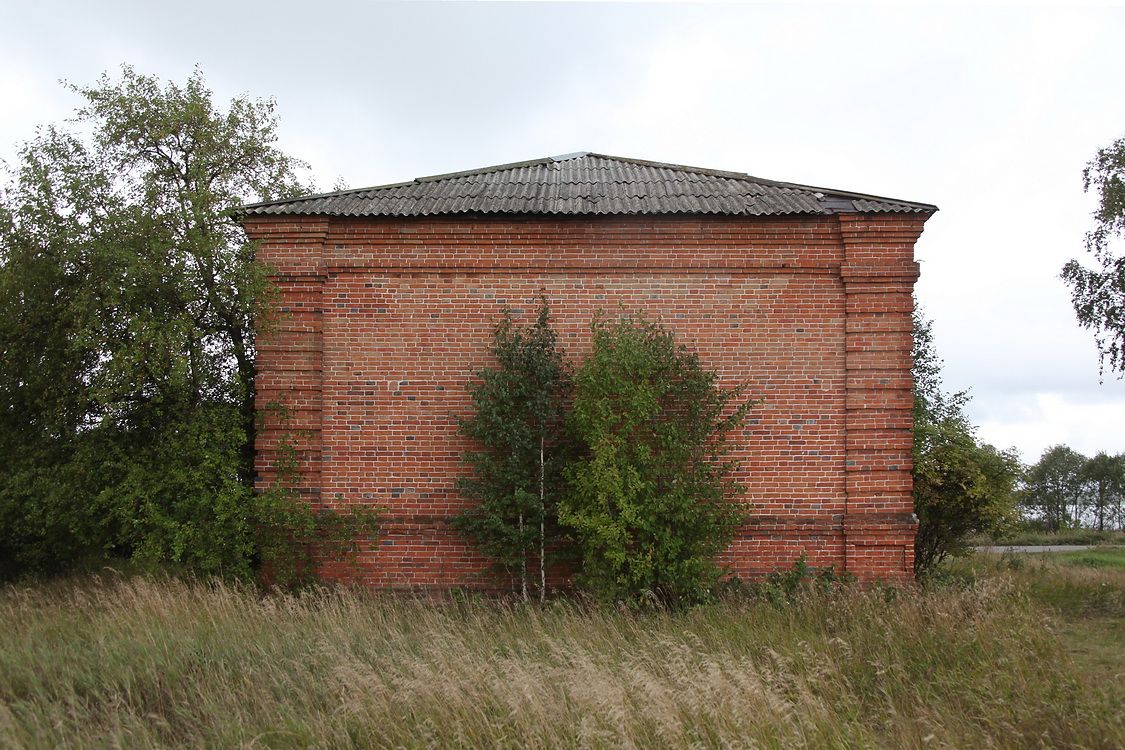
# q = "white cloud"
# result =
<box><xmin>977</xmin><ymin>392</ymin><xmax>1125</xmax><ymax>459</ymax></box>
<box><xmin>2</xmin><ymin>0</ymin><xmax>1124</xmax><ymax>462</ymax></box>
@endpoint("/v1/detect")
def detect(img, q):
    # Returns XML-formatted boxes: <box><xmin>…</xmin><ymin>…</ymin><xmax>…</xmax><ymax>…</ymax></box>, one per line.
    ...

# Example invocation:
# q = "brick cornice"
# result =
<box><xmin>323</xmin><ymin>263</ymin><xmax>841</xmax><ymax>275</ymax></box>
<box><xmin>840</xmin><ymin>262</ymin><xmax>920</xmax><ymax>283</ymax></box>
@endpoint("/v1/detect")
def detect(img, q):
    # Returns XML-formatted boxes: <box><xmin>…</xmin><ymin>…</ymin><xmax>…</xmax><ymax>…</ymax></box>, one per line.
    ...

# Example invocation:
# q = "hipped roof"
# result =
<box><xmin>239</xmin><ymin>152</ymin><xmax>937</xmax><ymax>218</ymax></box>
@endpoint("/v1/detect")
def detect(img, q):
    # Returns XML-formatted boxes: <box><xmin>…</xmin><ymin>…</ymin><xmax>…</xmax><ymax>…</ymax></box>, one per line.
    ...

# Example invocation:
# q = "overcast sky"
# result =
<box><xmin>3</xmin><ymin>0</ymin><xmax>1124</xmax><ymax>463</ymax></box>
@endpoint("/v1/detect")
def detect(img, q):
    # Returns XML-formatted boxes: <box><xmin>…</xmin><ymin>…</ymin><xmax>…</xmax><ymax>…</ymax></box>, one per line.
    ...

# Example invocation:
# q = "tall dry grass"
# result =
<box><xmin>0</xmin><ymin>572</ymin><xmax>1121</xmax><ymax>749</ymax></box>
<box><xmin>954</xmin><ymin>547</ymin><xmax>1125</xmax><ymax>616</ymax></box>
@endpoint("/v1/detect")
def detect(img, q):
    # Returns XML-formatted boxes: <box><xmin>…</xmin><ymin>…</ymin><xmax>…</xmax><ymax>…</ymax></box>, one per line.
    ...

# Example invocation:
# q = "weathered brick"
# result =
<box><xmin>245</xmin><ymin>213</ymin><xmax>930</xmax><ymax>586</ymax></box>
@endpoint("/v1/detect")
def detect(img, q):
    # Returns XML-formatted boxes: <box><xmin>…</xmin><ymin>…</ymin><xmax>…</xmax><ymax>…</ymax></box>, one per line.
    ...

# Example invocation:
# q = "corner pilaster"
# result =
<box><xmin>246</xmin><ymin>217</ymin><xmax>330</xmax><ymax>504</ymax></box>
<box><xmin>838</xmin><ymin>213</ymin><xmax>928</xmax><ymax>581</ymax></box>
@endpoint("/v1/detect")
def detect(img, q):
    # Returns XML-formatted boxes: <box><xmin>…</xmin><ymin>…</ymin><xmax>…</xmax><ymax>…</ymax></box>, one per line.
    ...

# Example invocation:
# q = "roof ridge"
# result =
<box><xmin>739</xmin><ymin>174</ymin><xmax>938</xmax><ymax>210</ymax></box>
<box><xmin>584</xmin><ymin>153</ymin><xmax>937</xmax><ymax>210</ymax></box>
<box><xmin>583</xmin><ymin>152</ymin><xmax>755</xmax><ymax>181</ymax></box>
<box><xmin>240</xmin><ymin>152</ymin><xmax>752</xmax><ymax>211</ymax></box>
<box><xmin>243</xmin><ymin>152</ymin><xmax>603</xmax><ymax>211</ymax></box>
<box><xmin>236</xmin><ymin>180</ymin><xmax>417</xmax><ymax>210</ymax></box>
<box><xmin>413</xmin><ymin>155</ymin><xmax>561</xmax><ymax>184</ymax></box>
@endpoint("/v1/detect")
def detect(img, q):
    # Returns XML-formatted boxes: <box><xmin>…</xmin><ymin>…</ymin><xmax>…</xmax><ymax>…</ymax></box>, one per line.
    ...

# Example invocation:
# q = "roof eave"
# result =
<box><xmin>239</xmin><ymin>206</ymin><xmax>937</xmax><ymax>220</ymax></box>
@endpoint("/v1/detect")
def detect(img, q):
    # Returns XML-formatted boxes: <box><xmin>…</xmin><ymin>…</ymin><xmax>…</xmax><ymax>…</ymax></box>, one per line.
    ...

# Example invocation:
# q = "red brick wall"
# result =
<box><xmin>245</xmin><ymin>213</ymin><xmax>927</xmax><ymax>587</ymax></box>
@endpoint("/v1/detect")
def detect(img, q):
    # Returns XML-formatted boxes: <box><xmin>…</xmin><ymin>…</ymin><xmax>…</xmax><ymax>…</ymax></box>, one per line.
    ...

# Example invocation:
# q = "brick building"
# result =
<box><xmin>240</xmin><ymin>153</ymin><xmax>936</xmax><ymax>587</ymax></box>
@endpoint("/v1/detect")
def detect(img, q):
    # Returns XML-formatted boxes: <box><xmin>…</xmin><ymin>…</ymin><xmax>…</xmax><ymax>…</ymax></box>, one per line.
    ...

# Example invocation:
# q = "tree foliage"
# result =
<box><xmin>1062</xmin><ymin>136</ymin><xmax>1125</xmax><ymax>376</ymax></box>
<box><xmin>1081</xmin><ymin>451</ymin><xmax>1125</xmax><ymax>532</ymax></box>
<box><xmin>452</xmin><ymin>300</ymin><xmax>571</xmax><ymax>601</ymax></box>
<box><xmin>1021</xmin><ymin>446</ymin><xmax>1125</xmax><ymax>532</ymax></box>
<box><xmin>1022</xmin><ymin>445</ymin><xmax>1088</xmax><ymax>532</ymax></box>
<box><xmin>912</xmin><ymin>309</ymin><xmax>1022</xmax><ymax>575</ymax></box>
<box><xmin>559</xmin><ymin>318</ymin><xmax>754</xmax><ymax>605</ymax></box>
<box><xmin>0</xmin><ymin>66</ymin><xmax>372</xmax><ymax>581</ymax></box>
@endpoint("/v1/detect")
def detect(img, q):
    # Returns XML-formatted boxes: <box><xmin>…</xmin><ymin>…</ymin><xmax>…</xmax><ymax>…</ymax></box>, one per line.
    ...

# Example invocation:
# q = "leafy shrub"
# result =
<box><xmin>559</xmin><ymin>318</ymin><xmax>754</xmax><ymax>606</ymax></box>
<box><xmin>718</xmin><ymin>554</ymin><xmax>856</xmax><ymax>606</ymax></box>
<box><xmin>912</xmin><ymin>309</ymin><xmax>1022</xmax><ymax>576</ymax></box>
<box><xmin>251</xmin><ymin>407</ymin><xmax>381</xmax><ymax>589</ymax></box>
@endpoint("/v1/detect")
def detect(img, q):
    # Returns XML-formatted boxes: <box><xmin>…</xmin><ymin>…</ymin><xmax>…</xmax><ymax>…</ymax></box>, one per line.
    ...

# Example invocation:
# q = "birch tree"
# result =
<box><xmin>452</xmin><ymin>299</ymin><xmax>570</xmax><ymax>601</ymax></box>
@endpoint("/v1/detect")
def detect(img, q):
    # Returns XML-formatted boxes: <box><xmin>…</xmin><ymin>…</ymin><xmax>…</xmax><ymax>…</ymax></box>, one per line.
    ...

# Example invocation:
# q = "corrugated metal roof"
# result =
<box><xmin>239</xmin><ymin>152</ymin><xmax>937</xmax><ymax>218</ymax></box>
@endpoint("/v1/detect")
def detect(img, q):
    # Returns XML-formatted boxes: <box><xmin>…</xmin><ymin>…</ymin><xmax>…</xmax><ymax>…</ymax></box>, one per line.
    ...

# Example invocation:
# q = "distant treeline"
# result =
<box><xmin>1022</xmin><ymin>446</ymin><xmax>1125</xmax><ymax>532</ymax></box>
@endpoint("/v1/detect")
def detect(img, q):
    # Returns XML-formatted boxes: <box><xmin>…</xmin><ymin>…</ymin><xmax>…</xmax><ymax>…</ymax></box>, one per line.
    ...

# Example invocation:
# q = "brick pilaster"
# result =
<box><xmin>839</xmin><ymin>213</ymin><xmax>927</xmax><ymax>581</ymax></box>
<box><xmin>247</xmin><ymin>217</ymin><xmax>329</xmax><ymax>504</ymax></box>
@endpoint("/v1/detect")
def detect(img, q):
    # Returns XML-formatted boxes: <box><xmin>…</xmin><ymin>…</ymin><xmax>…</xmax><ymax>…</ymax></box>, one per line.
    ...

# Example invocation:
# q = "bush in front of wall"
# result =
<box><xmin>558</xmin><ymin>317</ymin><xmax>755</xmax><ymax>606</ymax></box>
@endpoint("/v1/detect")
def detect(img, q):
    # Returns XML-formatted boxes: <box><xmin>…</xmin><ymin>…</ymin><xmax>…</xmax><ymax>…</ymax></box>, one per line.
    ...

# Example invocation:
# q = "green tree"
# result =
<box><xmin>452</xmin><ymin>300</ymin><xmax>571</xmax><ymax>601</ymax></box>
<box><xmin>1062</xmin><ymin>136</ymin><xmax>1125</xmax><ymax>376</ymax></box>
<box><xmin>1080</xmin><ymin>452</ymin><xmax>1125</xmax><ymax>532</ymax></box>
<box><xmin>0</xmin><ymin>66</ymin><xmax>322</xmax><ymax>578</ymax></box>
<box><xmin>1023</xmin><ymin>445</ymin><xmax>1088</xmax><ymax>532</ymax></box>
<box><xmin>559</xmin><ymin>318</ymin><xmax>754</xmax><ymax>606</ymax></box>
<box><xmin>912</xmin><ymin>308</ymin><xmax>1022</xmax><ymax>575</ymax></box>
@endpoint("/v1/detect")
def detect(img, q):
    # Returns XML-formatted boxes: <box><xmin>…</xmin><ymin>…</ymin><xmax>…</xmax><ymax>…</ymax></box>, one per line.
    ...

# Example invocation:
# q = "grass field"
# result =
<box><xmin>0</xmin><ymin>552</ymin><xmax>1122</xmax><ymax>749</ymax></box>
<box><xmin>1054</xmin><ymin>547</ymin><xmax>1125</xmax><ymax>571</ymax></box>
<box><xmin>952</xmin><ymin>546</ymin><xmax>1125</xmax><ymax>699</ymax></box>
<box><xmin>968</xmin><ymin>529</ymin><xmax>1125</xmax><ymax>547</ymax></box>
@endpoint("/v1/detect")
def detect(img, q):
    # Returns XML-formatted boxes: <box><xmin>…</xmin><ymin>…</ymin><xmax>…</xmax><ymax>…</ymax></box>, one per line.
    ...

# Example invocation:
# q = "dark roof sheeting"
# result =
<box><xmin>240</xmin><ymin>153</ymin><xmax>936</xmax><ymax>218</ymax></box>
